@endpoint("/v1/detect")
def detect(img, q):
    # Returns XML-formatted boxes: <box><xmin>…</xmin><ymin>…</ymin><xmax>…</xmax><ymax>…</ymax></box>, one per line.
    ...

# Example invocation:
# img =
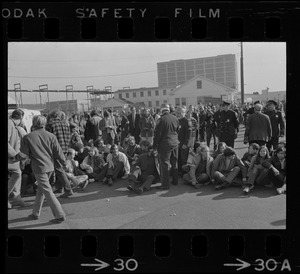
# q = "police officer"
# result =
<box><xmin>153</xmin><ymin>104</ymin><xmax>180</xmax><ymax>189</ymax></box>
<box><xmin>264</xmin><ymin>100</ymin><xmax>285</xmax><ymax>152</ymax></box>
<box><xmin>218</xmin><ymin>100</ymin><xmax>239</xmax><ymax>148</ymax></box>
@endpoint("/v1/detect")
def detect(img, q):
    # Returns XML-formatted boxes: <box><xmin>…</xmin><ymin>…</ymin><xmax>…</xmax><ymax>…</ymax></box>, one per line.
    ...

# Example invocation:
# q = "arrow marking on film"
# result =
<box><xmin>224</xmin><ymin>258</ymin><xmax>251</xmax><ymax>271</ymax></box>
<box><xmin>81</xmin><ymin>258</ymin><xmax>110</xmax><ymax>271</ymax></box>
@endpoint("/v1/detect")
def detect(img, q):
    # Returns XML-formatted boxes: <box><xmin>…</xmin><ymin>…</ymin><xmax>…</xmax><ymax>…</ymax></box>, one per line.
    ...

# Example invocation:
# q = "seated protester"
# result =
<box><xmin>242</xmin><ymin>145</ymin><xmax>271</xmax><ymax>194</ymax></box>
<box><xmin>21</xmin><ymin>158</ymin><xmax>37</xmax><ymax>196</ymax></box>
<box><xmin>64</xmin><ymin>148</ymin><xmax>89</xmax><ymax>190</ymax></box>
<box><xmin>212</xmin><ymin>147</ymin><xmax>247</xmax><ymax>190</ymax></box>
<box><xmin>270</xmin><ymin>141</ymin><xmax>286</xmax><ymax>157</ymax></box>
<box><xmin>241</xmin><ymin>143</ymin><xmax>260</xmax><ymax>170</ymax></box>
<box><xmin>262</xmin><ymin>147</ymin><xmax>286</xmax><ymax>195</ymax></box>
<box><xmin>182</xmin><ymin>144</ymin><xmax>214</xmax><ymax>188</ymax></box>
<box><xmin>114</xmin><ymin>139</ymin><xmax>125</xmax><ymax>153</ymax></box>
<box><xmin>124</xmin><ymin>136</ymin><xmax>141</xmax><ymax>164</ymax></box>
<box><xmin>74</xmin><ymin>143</ymin><xmax>90</xmax><ymax>167</ymax></box>
<box><xmin>69</xmin><ymin>123</ymin><xmax>84</xmax><ymax>150</ymax></box>
<box><xmin>101</xmin><ymin>144</ymin><xmax>130</xmax><ymax>186</ymax></box>
<box><xmin>182</xmin><ymin>141</ymin><xmax>201</xmax><ymax>174</ymax></box>
<box><xmin>139</xmin><ymin>140</ymin><xmax>151</xmax><ymax>155</ymax></box>
<box><xmin>80</xmin><ymin>147</ymin><xmax>106</xmax><ymax>183</ymax></box>
<box><xmin>211</xmin><ymin>142</ymin><xmax>227</xmax><ymax>160</ymax></box>
<box><xmin>127</xmin><ymin>145</ymin><xmax>160</xmax><ymax>194</ymax></box>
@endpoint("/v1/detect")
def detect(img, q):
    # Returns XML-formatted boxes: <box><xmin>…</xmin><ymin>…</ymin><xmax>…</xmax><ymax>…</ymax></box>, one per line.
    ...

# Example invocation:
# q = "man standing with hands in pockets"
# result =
<box><xmin>15</xmin><ymin>115</ymin><xmax>67</xmax><ymax>224</ymax></box>
<box><xmin>153</xmin><ymin>104</ymin><xmax>180</xmax><ymax>189</ymax></box>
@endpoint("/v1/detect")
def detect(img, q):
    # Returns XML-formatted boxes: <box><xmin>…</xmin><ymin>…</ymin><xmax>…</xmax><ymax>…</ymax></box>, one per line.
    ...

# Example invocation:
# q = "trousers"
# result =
<box><xmin>32</xmin><ymin>172</ymin><xmax>65</xmax><ymax>219</ymax></box>
<box><xmin>213</xmin><ymin>166</ymin><xmax>240</xmax><ymax>184</ymax></box>
<box><xmin>8</xmin><ymin>169</ymin><xmax>22</xmax><ymax>198</ymax></box>
<box><xmin>158</xmin><ymin>146</ymin><xmax>178</xmax><ymax>188</ymax></box>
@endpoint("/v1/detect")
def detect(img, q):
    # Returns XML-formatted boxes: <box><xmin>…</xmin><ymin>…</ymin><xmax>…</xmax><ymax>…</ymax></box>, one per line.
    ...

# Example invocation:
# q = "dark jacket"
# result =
<box><xmin>139</xmin><ymin>115</ymin><xmax>155</xmax><ymax>137</ymax></box>
<box><xmin>132</xmin><ymin>152</ymin><xmax>160</xmax><ymax>178</ymax></box>
<box><xmin>218</xmin><ymin>110</ymin><xmax>239</xmax><ymax>141</ymax></box>
<box><xmin>84</xmin><ymin>117</ymin><xmax>99</xmax><ymax>141</ymax></box>
<box><xmin>178</xmin><ymin>117</ymin><xmax>192</xmax><ymax>147</ymax></box>
<box><xmin>263</xmin><ymin>156</ymin><xmax>286</xmax><ymax>176</ymax></box>
<box><xmin>153</xmin><ymin>112</ymin><xmax>180</xmax><ymax>151</ymax></box>
<box><xmin>127</xmin><ymin>113</ymin><xmax>141</xmax><ymax>138</ymax></box>
<box><xmin>264</xmin><ymin>110</ymin><xmax>285</xmax><ymax>137</ymax></box>
<box><xmin>244</xmin><ymin>112</ymin><xmax>272</xmax><ymax>142</ymax></box>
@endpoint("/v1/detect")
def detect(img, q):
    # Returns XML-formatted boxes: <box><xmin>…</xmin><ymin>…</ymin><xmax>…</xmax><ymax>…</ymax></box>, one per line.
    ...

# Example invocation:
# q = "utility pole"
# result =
<box><xmin>240</xmin><ymin>42</ymin><xmax>245</xmax><ymax>105</ymax></box>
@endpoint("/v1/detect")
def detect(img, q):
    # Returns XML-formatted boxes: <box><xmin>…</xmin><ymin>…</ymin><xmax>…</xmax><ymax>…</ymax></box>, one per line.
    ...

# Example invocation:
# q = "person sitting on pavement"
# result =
<box><xmin>69</xmin><ymin>123</ymin><xmax>84</xmax><ymax>151</ymax></box>
<box><xmin>182</xmin><ymin>144</ymin><xmax>214</xmax><ymax>188</ymax></box>
<box><xmin>73</xmin><ymin>143</ymin><xmax>90</xmax><ymax>167</ymax></box>
<box><xmin>270</xmin><ymin>141</ymin><xmax>286</xmax><ymax>157</ymax></box>
<box><xmin>127</xmin><ymin>144</ymin><xmax>160</xmax><ymax>194</ymax></box>
<box><xmin>80</xmin><ymin>147</ymin><xmax>106</xmax><ymax>183</ymax></box>
<box><xmin>242</xmin><ymin>145</ymin><xmax>271</xmax><ymax>194</ymax></box>
<box><xmin>124</xmin><ymin>136</ymin><xmax>141</xmax><ymax>165</ymax></box>
<box><xmin>211</xmin><ymin>142</ymin><xmax>227</xmax><ymax>160</ymax></box>
<box><xmin>241</xmin><ymin>143</ymin><xmax>260</xmax><ymax>171</ymax></box>
<box><xmin>64</xmin><ymin>148</ymin><xmax>89</xmax><ymax>190</ymax></box>
<box><xmin>101</xmin><ymin>144</ymin><xmax>130</xmax><ymax>186</ymax></box>
<box><xmin>211</xmin><ymin>147</ymin><xmax>247</xmax><ymax>190</ymax></box>
<box><xmin>262</xmin><ymin>146</ymin><xmax>286</xmax><ymax>195</ymax></box>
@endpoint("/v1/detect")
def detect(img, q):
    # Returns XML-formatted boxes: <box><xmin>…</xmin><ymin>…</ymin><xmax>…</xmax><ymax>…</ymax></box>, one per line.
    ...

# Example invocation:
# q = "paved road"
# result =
<box><xmin>8</xmin><ymin>127</ymin><xmax>286</xmax><ymax>229</ymax></box>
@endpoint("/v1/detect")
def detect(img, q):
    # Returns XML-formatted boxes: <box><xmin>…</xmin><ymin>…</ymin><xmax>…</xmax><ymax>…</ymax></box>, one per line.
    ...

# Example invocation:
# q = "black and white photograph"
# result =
<box><xmin>7</xmin><ymin>42</ymin><xmax>286</xmax><ymax>229</ymax></box>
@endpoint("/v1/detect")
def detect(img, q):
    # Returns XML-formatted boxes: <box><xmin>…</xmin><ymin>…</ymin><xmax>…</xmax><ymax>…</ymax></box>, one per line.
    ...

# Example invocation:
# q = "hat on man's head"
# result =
<box><xmin>221</xmin><ymin>100</ymin><xmax>231</xmax><ymax>106</ymax></box>
<box><xmin>266</xmin><ymin>100</ymin><xmax>277</xmax><ymax>106</ymax></box>
<box><xmin>254</xmin><ymin>100</ymin><xmax>262</xmax><ymax>105</ymax></box>
<box><xmin>160</xmin><ymin>103</ymin><xmax>170</xmax><ymax>112</ymax></box>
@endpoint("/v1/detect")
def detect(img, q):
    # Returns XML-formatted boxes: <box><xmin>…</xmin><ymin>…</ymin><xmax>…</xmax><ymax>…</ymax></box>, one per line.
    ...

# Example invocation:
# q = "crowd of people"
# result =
<box><xmin>7</xmin><ymin>99</ymin><xmax>286</xmax><ymax>224</ymax></box>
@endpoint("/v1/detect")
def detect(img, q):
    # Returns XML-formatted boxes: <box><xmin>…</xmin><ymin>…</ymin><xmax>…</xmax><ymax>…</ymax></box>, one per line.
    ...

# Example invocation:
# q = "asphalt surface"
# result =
<box><xmin>8</xmin><ymin>127</ymin><xmax>286</xmax><ymax>229</ymax></box>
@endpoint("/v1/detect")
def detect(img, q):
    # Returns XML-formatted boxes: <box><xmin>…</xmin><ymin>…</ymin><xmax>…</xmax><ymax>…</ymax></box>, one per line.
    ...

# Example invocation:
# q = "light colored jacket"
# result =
<box><xmin>106</xmin><ymin>151</ymin><xmax>130</xmax><ymax>175</ymax></box>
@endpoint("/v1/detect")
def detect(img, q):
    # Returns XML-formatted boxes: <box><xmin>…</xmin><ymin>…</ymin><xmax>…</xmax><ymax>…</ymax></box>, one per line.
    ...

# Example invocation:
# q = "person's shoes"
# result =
<box><xmin>28</xmin><ymin>213</ymin><xmax>39</xmax><ymax>220</ymax></box>
<box><xmin>195</xmin><ymin>183</ymin><xmax>204</xmax><ymax>189</ymax></box>
<box><xmin>156</xmin><ymin>186</ymin><xmax>169</xmax><ymax>190</ymax></box>
<box><xmin>215</xmin><ymin>182</ymin><xmax>230</xmax><ymax>190</ymax></box>
<box><xmin>243</xmin><ymin>186</ymin><xmax>250</xmax><ymax>194</ymax></box>
<box><xmin>59</xmin><ymin>192</ymin><xmax>73</xmax><ymax>198</ymax></box>
<box><xmin>134</xmin><ymin>187</ymin><xmax>144</xmax><ymax>195</ymax></box>
<box><xmin>277</xmin><ymin>187</ymin><xmax>285</xmax><ymax>195</ymax></box>
<box><xmin>8</xmin><ymin>201</ymin><xmax>12</xmax><ymax>209</ymax></box>
<box><xmin>127</xmin><ymin>185</ymin><xmax>134</xmax><ymax>191</ymax></box>
<box><xmin>54</xmin><ymin>188</ymin><xmax>64</xmax><ymax>194</ymax></box>
<box><xmin>103</xmin><ymin>177</ymin><xmax>108</xmax><ymax>184</ymax></box>
<box><xmin>108</xmin><ymin>178</ymin><xmax>113</xmax><ymax>186</ymax></box>
<box><xmin>49</xmin><ymin>216</ymin><xmax>66</xmax><ymax>224</ymax></box>
<box><xmin>88</xmin><ymin>178</ymin><xmax>95</xmax><ymax>183</ymax></box>
<box><xmin>80</xmin><ymin>180</ymin><xmax>89</xmax><ymax>190</ymax></box>
<box><xmin>12</xmin><ymin>196</ymin><xmax>32</xmax><ymax>207</ymax></box>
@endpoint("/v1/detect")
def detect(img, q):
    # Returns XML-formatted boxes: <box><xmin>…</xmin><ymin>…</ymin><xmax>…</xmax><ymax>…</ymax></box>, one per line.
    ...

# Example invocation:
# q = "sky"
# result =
<box><xmin>7</xmin><ymin>42</ymin><xmax>286</xmax><ymax>104</ymax></box>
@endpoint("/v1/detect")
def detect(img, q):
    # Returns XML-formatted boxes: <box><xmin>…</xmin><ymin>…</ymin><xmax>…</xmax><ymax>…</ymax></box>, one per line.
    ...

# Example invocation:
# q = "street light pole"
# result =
<box><xmin>240</xmin><ymin>42</ymin><xmax>245</xmax><ymax>105</ymax></box>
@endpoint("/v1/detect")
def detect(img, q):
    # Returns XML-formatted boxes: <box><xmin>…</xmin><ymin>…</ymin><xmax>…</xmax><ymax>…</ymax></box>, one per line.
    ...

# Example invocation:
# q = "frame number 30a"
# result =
<box><xmin>114</xmin><ymin>259</ymin><xmax>138</xmax><ymax>271</ymax></box>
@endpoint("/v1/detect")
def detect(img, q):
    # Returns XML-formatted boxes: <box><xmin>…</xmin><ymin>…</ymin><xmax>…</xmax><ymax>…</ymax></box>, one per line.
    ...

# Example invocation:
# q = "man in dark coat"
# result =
<box><xmin>176</xmin><ymin>106</ymin><xmax>192</xmax><ymax>174</ymax></box>
<box><xmin>153</xmin><ymin>104</ymin><xmax>180</xmax><ymax>189</ymax></box>
<box><xmin>244</xmin><ymin>104</ymin><xmax>272</xmax><ymax>146</ymax></box>
<box><xmin>218</xmin><ymin>101</ymin><xmax>239</xmax><ymax>148</ymax></box>
<box><xmin>264</xmin><ymin>100</ymin><xmax>285</xmax><ymax>152</ymax></box>
<box><xmin>127</xmin><ymin>106</ymin><xmax>141</xmax><ymax>144</ymax></box>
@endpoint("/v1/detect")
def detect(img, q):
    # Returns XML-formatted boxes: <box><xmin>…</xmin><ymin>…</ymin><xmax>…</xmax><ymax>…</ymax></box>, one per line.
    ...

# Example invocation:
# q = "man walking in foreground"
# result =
<box><xmin>16</xmin><ymin>115</ymin><xmax>67</xmax><ymax>223</ymax></box>
<box><xmin>153</xmin><ymin>104</ymin><xmax>180</xmax><ymax>189</ymax></box>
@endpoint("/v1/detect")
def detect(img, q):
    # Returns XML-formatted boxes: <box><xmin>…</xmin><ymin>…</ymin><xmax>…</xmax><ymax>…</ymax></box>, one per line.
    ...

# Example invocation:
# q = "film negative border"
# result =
<box><xmin>3</xmin><ymin>1</ymin><xmax>300</xmax><ymax>273</ymax></box>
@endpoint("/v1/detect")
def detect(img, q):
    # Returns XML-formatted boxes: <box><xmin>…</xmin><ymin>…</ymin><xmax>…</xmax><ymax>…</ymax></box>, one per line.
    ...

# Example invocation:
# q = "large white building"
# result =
<box><xmin>169</xmin><ymin>75</ymin><xmax>236</xmax><ymax>107</ymax></box>
<box><xmin>157</xmin><ymin>54</ymin><xmax>238</xmax><ymax>90</ymax></box>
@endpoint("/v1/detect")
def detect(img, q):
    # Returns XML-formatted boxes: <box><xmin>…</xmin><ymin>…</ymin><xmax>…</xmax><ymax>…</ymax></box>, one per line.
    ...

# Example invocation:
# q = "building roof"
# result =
<box><xmin>169</xmin><ymin>75</ymin><xmax>237</xmax><ymax>96</ymax></box>
<box><xmin>115</xmin><ymin>87</ymin><xmax>160</xmax><ymax>93</ymax></box>
<box><xmin>157</xmin><ymin>54</ymin><xmax>236</xmax><ymax>64</ymax></box>
<box><xmin>103</xmin><ymin>98</ymin><xmax>133</xmax><ymax>108</ymax></box>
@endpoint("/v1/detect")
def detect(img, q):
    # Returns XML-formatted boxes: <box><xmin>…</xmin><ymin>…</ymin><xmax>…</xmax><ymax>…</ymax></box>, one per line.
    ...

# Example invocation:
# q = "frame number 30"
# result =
<box><xmin>114</xmin><ymin>259</ymin><xmax>138</xmax><ymax>271</ymax></box>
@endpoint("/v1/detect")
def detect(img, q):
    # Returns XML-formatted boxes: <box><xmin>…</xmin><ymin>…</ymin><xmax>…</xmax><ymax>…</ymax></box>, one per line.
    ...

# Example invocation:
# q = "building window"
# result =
<box><xmin>148</xmin><ymin>91</ymin><xmax>151</xmax><ymax>97</ymax></box>
<box><xmin>197</xmin><ymin>80</ymin><xmax>202</xmax><ymax>89</ymax></box>
<box><xmin>155</xmin><ymin>90</ymin><xmax>159</xmax><ymax>96</ymax></box>
<box><xmin>119</xmin><ymin>94</ymin><xmax>122</xmax><ymax>99</ymax></box>
<box><xmin>140</xmin><ymin>92</ymin><xmax>144</xmax><ymax>97</ymax></box>
<box><xmin>126</xmin><ymin>93</ymin><xmax>129</xmax><ymax>98</ymax></box>
<box><xmin>175</xmin><ymin>98</ymin><xmax>180</xmax><ymax>106</ymax></box>
<box><xmin>163</xmin><ymin>90</ymin><xmax>167</xmax><ymax>95</ymax></box>
<box><xmin>148</xmin><ymin>101</ymin><xmax>152</xmax><ymax>107</ymax></box>
<box><xmin>181</xmin><ymin>97</ymin><xmax>187</xmax><ymax>106</ymax></box>
<box><xmin>163</xmin><ymin>100</ymin><xmax>168</xmax><ymax>104</ymax></box>
<box><xmin>133</xmin><ymin>92</ymin><xmax>136</xmax><ymax>98</ymax></box>
<box><xmin>156</xmin><ymin>101</ymin><xmax>160</xmax><ymax>106</ymax></box>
